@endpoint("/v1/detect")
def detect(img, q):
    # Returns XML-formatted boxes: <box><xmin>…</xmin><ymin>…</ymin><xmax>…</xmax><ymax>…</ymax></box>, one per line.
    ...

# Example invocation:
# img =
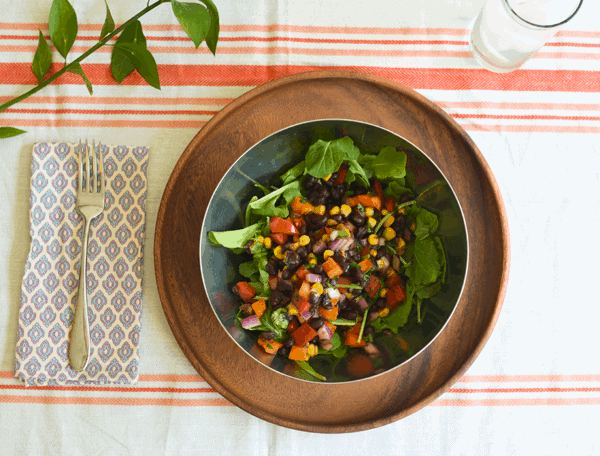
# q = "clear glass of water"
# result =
<box><xmin>469</xmin><ymin>0</ymin><xmax>583</xmax><ymax>73</ymax></box>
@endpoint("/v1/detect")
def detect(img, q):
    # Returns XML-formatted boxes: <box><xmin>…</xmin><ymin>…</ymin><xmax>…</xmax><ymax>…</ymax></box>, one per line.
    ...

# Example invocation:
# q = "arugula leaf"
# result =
<box><xmin>346</xmin><ymin>159</ymin><xmax>370</xmax><ymax>188</ymax></box>
<box><xmin>208</xmin><ymin>222</ymin><xmax>263</xmax><ymax>249</ymax></box>
<box><xmin>246</xmin><ymin>180</ymin><xmax>301</xmax><ymax>223</ymax></box>
<box><xmin>305</xmin><ymin>137</ymin><xmax>359</xmax><ymax>178</ymax></box>
<box><xmin>280</xmin><ymin>160</ymin><xmax>305</xmax><ymax>185</ymax></box>
<box><xmin>32</xmin><ymin>30</ymin><xmax>52</xmax><ymax>84</ymax></box>
<box><xmin>239</xmin><ymin>261</ymin><xmax>258</xmax><ymax>278</ymax></box>
<box><xmin>384</xmin><ymin>181</ymin><xmax>411</xmax><ymax>199</ymax></box>
<box><xmin>319</xmin><ymin>333</ymin><xmax>347</xmax><ymax>358</ymax></box>
<box><xmin>363</xmin><ymin>147</ymin><xmax>407</xmax><ymax>180</ymax></box>
<box><xmin>295</xmin><ymin>361</ymin><xmax>327</xmax><ymax>381</ymax></box>
<box><xmin>434</xmin><ymin>236</ymin><xmax>447</xmax><ymax>284</ymax></box>
<box><xmin>248</xmin><ymin>281</ymin><xmax>266</xmax><ymax>295</ymax></box>
<box><xmin>49</xmin><ymin>0</ymin><xmax>78</xmax><ymax>59</ymax></box>
<box><xmin>414</xmin><ymin>208</ymin><xmax>439</xmax><ymax>241</ymax></box>
<box><xmin>171</xmin><ymin>0</ymin><xmax>211</xmax><ymax>49</ymax></box>
<box><xmin>405</xmin><ymin>236</ymin><xmax>442</xmax><ymax>285</ymax></box>
<box><xmin>370</xmin><ymin>298</ymin><xmax>412</xmax><ymax>334</ymax></box>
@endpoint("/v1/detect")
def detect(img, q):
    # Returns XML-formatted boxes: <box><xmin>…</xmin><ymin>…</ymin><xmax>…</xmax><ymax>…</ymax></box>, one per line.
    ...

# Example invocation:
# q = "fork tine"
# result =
<box><xmin>92</xmin><ymin>140</ymin><xmax>97</xmax><ymax>193</ymax></box>
<box><xmin>78</xmin><ymin>140</ymin><xmax>84</xmax><ymax>193</ymax></box>
<box><xmin>84</xmin><ymin>139</ymin><xmax>89</xmax><ymax>192</ymax></box>
<box><xmin>99</xmin><ymin>142</ymin><xmax>105</xmax><ymax>194</ymax></box>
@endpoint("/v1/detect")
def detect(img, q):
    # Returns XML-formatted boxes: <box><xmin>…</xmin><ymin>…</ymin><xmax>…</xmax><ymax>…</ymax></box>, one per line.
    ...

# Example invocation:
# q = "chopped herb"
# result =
<box><xmin>357</xmin><ymin>308</ymin><xmax>369</xmax><ymax>343</ymax></box>
<box><xmin>330</xmin><ymin>318</ymin><xmax>359</xmax><ymax>326</ymax></box>
<box><xmin>337</xmin><ymin>230</ymin><xmax>350</xmax><ymax>238</ymax></box>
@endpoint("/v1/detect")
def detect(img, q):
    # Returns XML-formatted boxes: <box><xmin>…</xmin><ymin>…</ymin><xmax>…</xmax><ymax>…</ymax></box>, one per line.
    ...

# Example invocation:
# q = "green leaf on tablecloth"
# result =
<box><xmin>100</xmin><ymin>0</ymin><xmax>115</xmax><ymax>40</ymax></box>
<box><xmin>32</xmin><ymin>30</ymin><xmax>52</xmax><ymax>84</ymax></box>
<box><xmin>0</xmin><ymin>127</ymin><xmax>27</xmax><ymax>139</ymax></box>
<box><xmin>171</xmin><ymin>0</ymin><xmax>211</xmax><ymax>49</ymax></box>
<box><xmin>67</xmin><ymin>62</ymin><xmax>93</xmax><ymax>95</ymax></box>
<box><xmin>111</xmin><ymin>20</ymin><xmax>147</xmax><ymax>83</ymax></box>
<box><xmin>112</xmin><ymin>43</ymin><xmax>160</xmax><ymax>89</ymax></box>
<box><xmin>49</xmin><ymin>0</ymin><xmax>78</xmax><ymax>59</ymax></box>
<box><xmin>198</xmin><ymin>0</ymin><xmax>220</xmax><ymax>55</ymax></box>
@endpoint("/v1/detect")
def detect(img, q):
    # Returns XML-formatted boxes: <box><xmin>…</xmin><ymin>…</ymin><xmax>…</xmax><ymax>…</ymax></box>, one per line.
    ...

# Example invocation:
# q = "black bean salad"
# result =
<box><xmin>209</xmin><ymin>136</ymin><xmax>447</xmax><ymax>381</ymax></box>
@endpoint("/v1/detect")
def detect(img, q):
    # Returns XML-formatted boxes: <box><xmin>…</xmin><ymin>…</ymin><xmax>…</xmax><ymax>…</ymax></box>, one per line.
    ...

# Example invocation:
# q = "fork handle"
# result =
<box><xmin>70</xmin><ymin>216</ymin><xmax>92</xmax><ymax>372</ymax></box>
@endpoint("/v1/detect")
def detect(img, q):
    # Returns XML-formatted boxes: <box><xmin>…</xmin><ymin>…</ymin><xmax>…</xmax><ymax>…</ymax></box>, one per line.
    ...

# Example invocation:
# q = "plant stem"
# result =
<box><xmin>0</xmin><ymin>0</ymin><xmax>168</xmax><ymax>113</ymax></box>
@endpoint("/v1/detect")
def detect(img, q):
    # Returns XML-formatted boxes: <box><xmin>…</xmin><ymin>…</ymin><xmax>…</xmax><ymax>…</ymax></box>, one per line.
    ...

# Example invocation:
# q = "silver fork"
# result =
<box><xmin>70</xmin><ymin>140</ymin><xmax>106</xmax><ymax>372</ymax></box>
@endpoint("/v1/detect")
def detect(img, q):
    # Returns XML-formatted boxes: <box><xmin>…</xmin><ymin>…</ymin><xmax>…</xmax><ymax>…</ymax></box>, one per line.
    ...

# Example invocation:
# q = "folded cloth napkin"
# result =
<box><xmin>14</xmin><ymin>142</ymin><xmax>149</xmax><ymax>385</ymax></box>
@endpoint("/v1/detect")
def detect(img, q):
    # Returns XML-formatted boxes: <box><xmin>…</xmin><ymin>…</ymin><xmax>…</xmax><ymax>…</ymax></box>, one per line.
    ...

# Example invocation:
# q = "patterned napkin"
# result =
<box><xmin>14</xmin><ymin>142</ymin><xmax>149</xmax><ymax>385</ymax></box>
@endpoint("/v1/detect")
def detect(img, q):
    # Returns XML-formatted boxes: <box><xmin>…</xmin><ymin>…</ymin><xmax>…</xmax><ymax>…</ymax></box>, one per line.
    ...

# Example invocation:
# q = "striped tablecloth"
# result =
<box><xmin>1</xmin><ymin>0</ymin><xmax>599</xmax><ymax>453</ymax></box>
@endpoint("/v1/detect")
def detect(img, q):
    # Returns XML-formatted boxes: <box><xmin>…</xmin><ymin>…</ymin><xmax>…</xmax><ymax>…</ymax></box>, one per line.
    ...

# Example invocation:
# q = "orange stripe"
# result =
<box><xmin>459</xmin><ymin>374</ymin><xmax>600</xmax><ymax>383</ymax></box>
<box><xmin>0</xmin><ymin>119</ymin><xmax>206</xmax><ymax>128</ymax></box>
<box><xmin>449</xmin><ymin>387</ymin><xmax>600</xmax><ymax>393</ymax></box>
<box><xmin>0</xmin><ymin>384</ymin><xmax>215</xmax><ymax>393</ymax></box>
<box><xmin>452</xmin><ymin>113</ymin><xmax>600</xmax><ymax>121</ymax></box>
<box><xmin>138</xmin><ymin>374</ymin><xmax>204</xmax><ymax>383</ymax></box>
<box><xmin>431</xmin><ymin>398</ymin><xmax>600</xmax><ymax>406</ymax></box>
<box><xmin>461</xmin><ymin>124</ymin><xmax>600</xmax><ymax>133</ymax></box>
<box><xmin>436</xmin><ymin>101</ymin><xmax>600</xmax><ymax>111</ymax></box>
<box><xmin>0</xmin><ymin>96</ymin><xmax>233</xmax><ymax>105</ymax></box>
<box><xmin>0</xmin><ymin>395</ymin><xmax>233</xmax><ymax>406</ymax></box>
<box><xmin>3</xmin><ymin>108</ymin><xmax>217</xmax><ymax>115</ymax></box>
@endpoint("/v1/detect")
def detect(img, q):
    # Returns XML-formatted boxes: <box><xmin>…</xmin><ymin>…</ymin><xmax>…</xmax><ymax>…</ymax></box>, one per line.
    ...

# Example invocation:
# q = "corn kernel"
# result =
<box><xmin>368</xmin><ymin>234</ymin><xmax>379</xmax><ymax>245</ymax></box>
<box><xmin>263</xmin><ymin>237</ymin><xmax>272</xmax><ymax>249</ymax></box>
<box><xmin>365</xmin><ymin>207</ymin><xmax>374</xmax><ymax>217</ymax></box>
<box><xmin>289</xmin><ymin>242</ymin><xmax>300</xmax><ymax>251</ymax></box>
<box><xmin>367</xmin><ymin>217</ymin><xmax>377</xmax><ymax>228</ymax></box>
<box><xmin>339</xmin><ymin>250</ymin><xmax>347</xmax><ymax>258</ymax></box>
<box><xmin>323</xmin><ymin>250</ymin><xmax>334</xmax><ymax>260</ymax></box>
<box><xmin>273</xmin><ymin>246</ymin><xmax>284</xmax><ymax>259</ymax></box>
<box><xmin>323</xmin><ymin>173</ymin><xmax>332</xmax><ymax>181</ymax></box>
<box><xmin>410</xmin><ymin>222</ymin><xmax>416</xmax><ymax>231</ymax></box>
<box><xmin>307</xmin><ymin>344</ymin><xmax>318</xmax><ymax>356</ymax></box>
<box><xmin>340</xmin><ymin>204</ymin><xmax>352</xmax><ymax>217</ymax></box>
<box><xmin>291</xmin><ymin>274</ymin><xmax>299</xmax><ymax>282</ymax></box>
<box><xmin>397</xmin><ymin>238</ymin><xmax>406</xmax><ymax>255</ymax></box>
<box><xmin>336</xmin><ymin>224</ymin><xmax>345</xmax><ymax>230</ymax></box>
<box><xmin>381</xmin><ymin>209</ymin><xmax>389</xmax><ymax>216</ymax></box>
<box><xmin>386</xmin><ymin>269</ymin><xmax>397</xmax><ymax>278</ymax></box>
<box><xmin>370</xmin><ymin>249</ymin><xmax>378</xmax><ymax>257</ymax></box>
<box><xmin>287</xmin><ymin>304</ymin><xmax>299</xmax><ymax>315</ymax></box>
<box><xmin>322</xmin><ymin>234</ymin><xmax>330</xmax><ymax>242</ymax></box>
<box><xmin>256</xmin><ymin>235</ymin><xmax>265</xmax><ymax>243</ymax></box>
<box><xmin>299</xmin><ymin>235</ymin><xmax>310</xmax><ymax>246</ymax></box>
<box><xmin>311</xmin><ymin>283</ymin><xmax>324</xmax><ymax>294</ymax></box>
<box><xmin>398</xmin><ymin>207</ymin><xmax>406</xmax><ymax>215</ymax></box>
<box><xmin>345</xmin><ymin>292</ymin><xmax>353</xmax><ymax>299</ymax></box>
<box><xmin>383</xmin><ymin>227</ymin><xmax>396</xmax><ymax>241</ymax></box>
<box><xmin>379</xmin><ymin>288</ymin><xmax>388</xmax><ymax>298</ymax></box>
<box><xmin>383</xmin><ymin>215</ymin><xmax>395</xmax><ymax>228</ymax></box>
<box><xmin>327</xmin><ymin>218</ymin><xmax>337</xmax><ymax>226</ymax></box>
<box><xmin>378</xmin><ymin>308</ymin><xmax>390</xmax><ymax>318</ymax></box>
<box><xmin>307</xmin><ymin>253</ymin><xmax>317</xmax><ymax>262</ymax></box>
<box><xmin>314</xmin><ymin>205</ymin><xmax>326</xmax><ymax>216</ymax></box>
<box><xmin>329</xmin><ymin>206</ymin><xmax>340</xmax><ymax>216</ymax></box>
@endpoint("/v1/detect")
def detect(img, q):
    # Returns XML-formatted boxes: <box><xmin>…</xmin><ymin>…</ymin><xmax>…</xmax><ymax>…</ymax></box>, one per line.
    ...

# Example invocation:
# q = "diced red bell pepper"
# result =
<box><xmin>287</xmin><ymin>319</ymin><xmax>299</xmax><ymax>334</ymax></box>
<box><xmin>291</xmin><ymin>293</ymin><xmax>310</xmax><ymax>313</ymax></box>
<box><xmin>319</xmin><ymin>305</ymin><xmax>339</xmax><ymax>321</ymax></box>
<box><xmin>346</xmin><ymin>195</ymin><xmax>382</xmax><ymax>211</ymax></box>
<box><xmin>358</xmin><ymin>259</ymin><xmax>373</xmax><ymax>272</ymax></box>
<box><xmin>365</xmin><ymin>276</ymin><xmax>381</xmax><ymax>298</ymax></box>
<box><xmin>296</xmin><ymin>265</ymin><xmax>308</xmax><ymax>280</ymax></box>
<box><xmin>322</xmin><ymin>258</ymin><xmax>343</xmax><ymax>279</ymax></box>
<box><xmin>385</xmin><ymin>273</ymin><xmax>402</xmax><ymax>289</ymax></box>
<box><xmin>387</xmin><ymin>285</ymin><xmax>407</xmax><ymax>310</ymax></box>
<box><xmin>334</xmin><ymin>166</ymin><xmax>348</xmax><ymax>185</ymax></box>
<box><xmin>292</xmin><ymin>322</ymin><xmax>318</xmax><ymax>346</ymax></box>
<box><xmin>299</xmin><ymin>281</ymin><xmax>311</xmax><ymax>300</ymax></box>
<box><xmin>291</xmin><ymin>197</ymin><xmax>314</xmax><ymax>215</ymax></box>
<box><xmin>258</xmin><ymin>337</ymin><xmax>282</xmax><ymax>355</ymax></box>
<box><xmin>271</xmin><ymin>233</ymin><xmax>288</xmax><ymax>245</ymax></box>
<box><xmin>337</xmin><ymin>276</ymin><xmax>352</xmax><ymax>293</ymax></box>
<box><xmin>373</xmin><ymin>179</ymin><xmax>383</xmax><ymax>203</ymax></box>
<box><xmin>251</xmin><ymin>299</ymin><xmax>266</xmax><ymax>318</ymax></box>
<box><xmin>361</xmin><ymin>245</ymin><xmax>371</xmax><ymax>257</ymax></box>
<box><xmin>270</xmin><ymin>217</ymin><xmax>299</xmax><ymax>235</ymax></box>
<box><xmin>235</xmin><ymin>281</ymin><xmax>256</xmax><ymax>302</ymax></box>
<box><xmin>344</xmin><ymin>323</ymin><xmax>367</xmax><ymax>347</ymax></box>
<box><xmin>292</xmin><ymin>217</ymin><xmax>306</xmax><ymax>229</ymax></box>
<box><xmin>268</xmin><ymin>276</ymin><xmax>279</xmax><ymax>291</ymax></box>
<box><xmin>384</xmin><ymin>195</ymin><xmax>395</xmax><ymax>212</ymax></box>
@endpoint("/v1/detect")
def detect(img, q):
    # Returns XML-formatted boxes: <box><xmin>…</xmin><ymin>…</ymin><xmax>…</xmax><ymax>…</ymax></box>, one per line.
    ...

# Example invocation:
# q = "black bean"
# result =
<box><xmin>315</xmin><ymin>196</ymin><xmax>327</xmax><ymax>206</ymax></box>
<box><xmin>312</xmin><ymin>264</ymin><xmax>324</xmax><ymax>274</ymax></box>
<box><xmin>331</xmin><ymin>214</ymin><xmax>343</xmax><ymax>223</ymax></box>
<box><xmin>323</xmin><ymin>177</ymin><xmax>334</xmax><ymax>188</ymax></box>
<box><xmin>368</xmin><ymin>310</ymin><xmax>380</xmax><ymax>322</ymax></box>
<box><xmin>283</xmin><ymin>337</ymin><xmax>295</xmax><ymax>347</ymax></box>
<box><xmin>265</xmin><ymin>261</ymin><xmax>277</xmax><ymax>276</ymax></box>
<box><xmin>270</xmin><ymin>290</ymin><xmax>284</xmax><ymax>304</ymax></box>
<box><xmin>317</xmin><ymin>185</ymin><xmax>329</xmax><ymax>196</ymax></box>
<box><xmin>342</xmin><ymin>309</ymin><xmax>358</xmax><ymax>320</ymax></box>
<box><xmin>240</xmin><ymin>304</ymin><xmax>253</xmax><ymax>316</ymax></box>
<box><xmin>351</xmin><ymin>212</ymin><xmax>366</xmax><ymax>227</ymax></box>
<box><xmin>396</xmin><ymin>213</ymin><xmax>406</xmax><ymax>227</ymax></box>
<box><xmin>360</xmin><ymin>277</ymin><xmax>369</xmax><ymax>288</ymax></box>
<box><xmin>310</xmin><ymin>336</ymin><xmax>319</xmax><ymax>344</ymax></box>
<box><xmin>400</xmin><ymin>194</ymin><xmax>412</xmax><ymax>203</ymax></box>
<box><xmin>351</xmin><ymin>288</ymin><xmax>362</xmax><ymax>297</ymax></box>
<box><xmin>285</xmin><ymin>250</ymin><xmax>301</xmax><ymax>269</ymax></box>
<box><xmin>272</xmin><ymin>302</ymin><xmax>285</xmax><ymax>311</ymax></box>
<box><xmin>285</xmin><ymin>313</ymin><xmax>295</xmax><ymax>322</ymax></box>
<box><xmin>308</xmin><ymin>191</ymin><xmax>321</xmax><ymax>204</ymax></box>
<box><xmin>349</xmin><ymin>249</ymin><xmax>360</xmax><ymax>261</ymax></box>
<box><xmin>261</xmin><ymin>331</ymin><xmax>275</xmax><ymax>342</ymax></box>
<box><xmin>304</xmin><ymin>175</ymin><xmax>318</xmax><ymax>188</ymax></box>
<box><xmin>355</xmin><ymin>226</ymin><xmax>368</xmax><ymax>239</ymax></box>
<box><xmin>277</xmin><ymin>259</ymin><xmax>286</xmax><ymax>269</ymax></box>
<box><xmin>403</xmin><ymin>228</ymin><xmax>412</xmax><ymax>243</ymax></box>
<box><xmin>337</xmin><ymin>299</ymin><xmax>347</xmax><ymax>310</ymax></box>
<box><xmin>321</xmin><ymin>294</ymin><xmax>333</xmax><ymax>310</ymax></box>
<box><xmin>330</xmin><ymin>172</ymin><xmax>339</xmax><ymax>182</ymax></box>
<box><xmin>363</xmin><ymin>325</ymin><xmax>375</xmax><ymax>337</ymax></box>
<box><xmin>277</xmin><ymin>279</ymin><xmax>293</xmax><ymax>293</ymax></box>
<box><xmin>296</xmin><ymin>246</ymin><xmax>308</xmax><ymax>259</ymax></box>
<box><xmin>332</xmin><ymin>252</ymin><xmax>345</xmax><ymax>264</ymax></box>
<box><xmin>278</xmin><ymin>346</ymin><xmax>290</xmax><ymax>357</ymax></box>
<box><xmin>309</xmin><ymin>318</ymin><xmax>325</xmax><ymax>330</ymax></box>
<box><xmin>375</xmin><ymin>297</ymin><xmax>387</xmax><ymax>309</ymax></box>
<box><xmin>281</xmin><ymin>269</ymin><xmax>293</xmax><ymax>280</ymax></box>
<box><xmin>309</xmin><ymin>292</ymin><xmax>321</xmax><ymax>305</ymax></box>
<box><xmin>329</xmin><ymin>278</ymin><xmax>339</xmax><ymax>287</ymax></box>
<box><xmin>354</xmin><ymin>186</ymin><xmax>367</xmax><ymax>195</ymax></box>
<box><xmin>376</xmin><ymin>249</ymin><xmax>386</xmax><ymax>259</ymax></box>
<box><xmin>353</xmin><ymin>269</ymin><xmax>365</xmax><ymax>282</ymax></box>
<box><xmin>314</xmin><ymin>215</ymin><xmax>328</xmax><ymax>227</ymax></box>
<box><xmin>341</xmin><ymin>261</ymin><xmax>351</xmax><ymax>273</ymax></box>
<box><xmin>346</xmin><ymin>299</ymin><xmax>361</xmax><ymax>312</ymax></box>
<box><xmin>244</xmin><ymin>240</ymin><xmax>253</xmax><ymax>254</ymax></box>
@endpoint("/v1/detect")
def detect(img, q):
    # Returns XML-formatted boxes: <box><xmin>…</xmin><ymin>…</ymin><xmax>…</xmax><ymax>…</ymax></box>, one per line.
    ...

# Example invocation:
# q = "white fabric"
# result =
<box><xmin>1</xmin><ymin>0</ymin><xmax>599</xmax><ymax>454</ymax></box>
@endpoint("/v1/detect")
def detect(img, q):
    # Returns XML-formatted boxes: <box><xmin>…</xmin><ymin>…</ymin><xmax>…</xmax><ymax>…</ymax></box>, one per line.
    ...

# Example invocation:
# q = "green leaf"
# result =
<box><xmin>346</xmin><ymin>159</ymin><xmax>370</xmax><ymax>188</ymax></box>
<box><xmin>197</xmin><ymin>0</ymin><xmax>220</xmax><ymax>55</ymax></box>
<box><xmin>67</xmin><ymin>62</ymin><xmax>93</xmax><ymax>95</ymax></box>
<box><xmin>100</xmin><ymin>0</ymin><xmax>115</xmax><ymax>40</ymax></box>
<box><xmin>111</xmin><ymin>20</ymin><xmax>147</xmax><ymax>83</ymax></box>
<box><xmin>32</xmin><ymin>30</ymin><xmax>52</xmax><ymax>84</ymax></box>
<box><xmin>208</xmin><ymin>222</ymin><xmax>263</xmax><ymax>249</ymax></box>
<box><xmin>414</xmin><ymin>208</ymin><xmax>439</xmax><ymax>241</ymax></box>
<box><xmin>172</xmin><ymin>0</ymin><xmax>211</xmax><ymax>49</ymax></box>
<box><xmin>384</xmin><ymin>181</ymin><xmax>411</xmax><ymax>199</ymax></box>
<box><xmin>280</xmin><ymin>160</ymin><xmax>305</xmax><ymax>185</ymax></box>
<box><xmin>363</xmin><ymin>146</ymin><xmax>407</xmax><ymax>180</ymax></box>
<box><xmin>305</xmin><ymin>137</ymin><xmax>360</xmax><ymax>178</ymax></box>
<box><xmin>239</xmin><ymin>261</ymin><xmax>258</xmax><ymax>278</ymax></box>
<box><xmin>113</xmin><ymin>42</ymin><xmax>161</xmax><ymax>89</ymax></box>
<box><xmin>318</xmin><ymin>333</ymin><xmax>347</xmax><ymax>358</ymax></box>
<box><xmin>371</xmin><ymin>298</ymin><xmax>412</xmax><ymax>334</ymax></box>
<box><xmin>246</xmin><ymin>181</ymin><xmax>301</xmax><ymax>223</ymax></box>
<box><xmin>272</xmin><ymin>308</ymin><xmax>289</xmax><ymax>330</ymax></box>
<box><xmin>0</xmin><ymin>127</ymin><xmax>27</xmax><ymax>139</ymax></box>
<box><xmin>434</xmin><ymin>236</ymin><xmax>447</xmax><ymax>284</ymax></box>
<box><xmin>295</xmin><ymin>361</ymin><xmax>327</xmax><ymax>381</ymax></box>
<box><xmin>49</xmin><ymin>0</ymin><xmax>78</xmax><ymax>59</ymax></box>
<box><xmin>405</xmin><ymin>236</ymin><xmax>441</xmax><ymax>285</ymax></box>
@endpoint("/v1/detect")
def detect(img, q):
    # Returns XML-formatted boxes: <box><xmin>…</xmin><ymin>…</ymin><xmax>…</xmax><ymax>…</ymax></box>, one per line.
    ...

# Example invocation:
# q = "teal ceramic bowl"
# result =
<box><xmin>199</xmin><ymin>119</ymin><xmax>468</xmax><ymax>382</ymax></box>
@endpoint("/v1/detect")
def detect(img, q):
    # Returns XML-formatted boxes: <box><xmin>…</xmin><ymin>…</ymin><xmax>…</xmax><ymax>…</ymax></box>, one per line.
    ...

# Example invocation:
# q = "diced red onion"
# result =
<box><xmin>313</xmin><ymin>239</ymin><xmax>326</xmax><ymax>254</ymax></box>
<box><xmin>360</xmin><ymin>239</ymin><xmax>368</xmax><ymax>246</ymax></box>
<box><xmin>320</xmin><ymin>341</ymin><xmax>334</xmax><ymax>351</ymax></box>
<box><xmin>379</xmin><ymin>256</ymin><xmax>390</xmax><ymax>275</ymax></box>
<box><xmin>379</xmin><ymin>238</ymin><xmax>385</xmax><ymax>246</ymax></box>
<box><xmin>241</xmin><ymin>315</ymin><xmax>261</xmax><ymax>329</ymax></box>
<box><xmin>356</xmin><ymin>297</ymin><xmax>369</xmax><ymax>311</ymax></box>
<box><xmin>393</xmin><ymin>255</ymin><xmax>400</xmax><ymax>272</ymax></box>
<box><xmin>327</xmin><ymin>287</ymin><xmax>341</xmax><ymax>301</ymax></box>
<box><xmin>306</xmin><ymin>273</ymin><xmax>322</xmax><ymax>283</ymax></box>
<box><xmin>329</xmin><ymin>230</ymin><xmax>339</xmax><ymax>241</ymax></box>
<box><xmin>344</xmin><ymin>222</ymin><xmax>355</xmax><ymax>233</ymax></box>
<box><xmin>368</xmin><ymin>310</ymin><xmax>380</xmax><ymax>322</ymax></box>
<box><xmin>298</xmin><ymin>311</ymin><xmax>312</xmax><ymax>324</ymax></box>
<box><xmin>329</xmin><ymin>238</ymin><xmax>345</xmax><ymax>251</ymax></box>
<box><xmin>317</xmin><ymin>324</ymin><xmax>333</xmax><ymax>341</ymax></box>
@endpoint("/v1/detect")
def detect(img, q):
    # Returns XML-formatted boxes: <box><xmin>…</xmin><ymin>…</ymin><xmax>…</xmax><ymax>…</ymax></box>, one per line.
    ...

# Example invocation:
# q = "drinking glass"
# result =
<box><xmin>469</xmin><ymin>0</ymin><xmax>583</xmax><ymax>73</ymax></box>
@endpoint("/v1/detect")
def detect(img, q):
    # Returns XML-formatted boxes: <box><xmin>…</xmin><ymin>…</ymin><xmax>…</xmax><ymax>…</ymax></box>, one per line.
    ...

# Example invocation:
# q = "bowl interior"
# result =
<box><xmin>200</xmin><ymin>119</ymin><xmax>468</xmax><ymax>382</ymax></box>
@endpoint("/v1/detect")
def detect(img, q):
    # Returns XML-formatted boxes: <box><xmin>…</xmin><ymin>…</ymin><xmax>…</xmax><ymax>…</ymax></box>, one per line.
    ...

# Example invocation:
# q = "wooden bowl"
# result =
<box><xmin>154</xmin><ymin>70</ymin><xmax>510</xmax><ymax>432</ymax></box>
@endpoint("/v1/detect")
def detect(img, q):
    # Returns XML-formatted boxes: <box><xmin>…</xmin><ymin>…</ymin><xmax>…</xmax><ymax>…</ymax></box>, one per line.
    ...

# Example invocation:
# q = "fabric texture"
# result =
<box><xmin>14</xmin><ymin>142</ymin><xmax>149</xmax><ymax>385</ymax></box>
